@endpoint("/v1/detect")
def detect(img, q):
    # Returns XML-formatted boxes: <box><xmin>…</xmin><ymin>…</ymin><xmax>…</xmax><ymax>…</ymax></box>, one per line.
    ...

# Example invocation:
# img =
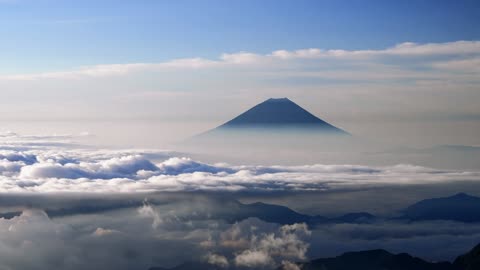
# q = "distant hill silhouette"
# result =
<box><xmin>298</xmin><ymin>249</ymin><xmax>456</xmax><ymax>270</ymax></box>
<box><xmin>297</xmin><ymin>243</ymin><xmax>480</xmax><ymax>270</ymax></box>
<box><xmin>180</xmin><ymin>193</ymin><xmax>480</xmax><ymax>226</ymax></box>
<box><xmin>218</xmin><ymin>201</ymin><xmax>375</xmax><ymax>226</ymax></box>
<box><xmin>4</xmin><ymin>192</ymin><xmax>478</xmax><ymax>225</ymax></box>
<box><xmin>401</xmin><ymin>193</ymin><xmax>480</xmax><ymax>222</ymax></box>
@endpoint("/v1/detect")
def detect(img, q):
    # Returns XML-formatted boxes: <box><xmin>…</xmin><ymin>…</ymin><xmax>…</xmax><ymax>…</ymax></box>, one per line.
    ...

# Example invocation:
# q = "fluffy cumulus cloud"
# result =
<box><xmin>194</xmin><ymin>217</ymin><xmax>311</xmax><ymax>268</ymax></box>
<box><xmin>156</xmin><ymin>157</ymin><xmax>234</xmax><ymax>175</ymax></box>
<box><xmin>137</xmin><ymin>203</ymin><xmax>162</xmax><ymax>229</ymax></box>
<box><xmin>0</xmin><ymin>210</ymin><xmax>76</xmax><ymax>269</ymax></box>
<box><xmin>205</xmin><ymin>253</ymin><xmax>229</xmax><ymax>268</ymax></box>
<box><xmin>0</xmin><ymin>206</ymin><xmax>193</xmax><ymax>270</ymax></box>
<box><xmin>281</xmin><ymin>260</ymin><xmax>301</xmax><ymax>270</ymax></box>
<box><xmin>235</xmin><ymin>250</ymin><xmax>274</xmax><ymax>267</ymax></box>
<box><xmin>232</xmin><ymin>222</ymin><xmax>311</xmax><ymax>268</ymax></box>
<box><xmin>19</xmin><ymin>154</ymin><xmax>159</xmax><ymax>179</ymax></box>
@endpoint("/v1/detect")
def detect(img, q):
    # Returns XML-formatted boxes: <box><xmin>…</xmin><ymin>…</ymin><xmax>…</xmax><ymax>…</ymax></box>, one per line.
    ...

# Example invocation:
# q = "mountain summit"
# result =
<box><xmin>216</xmin><ymin>98</ymin><xmax>348</xmax><ymax>134</ymax></box>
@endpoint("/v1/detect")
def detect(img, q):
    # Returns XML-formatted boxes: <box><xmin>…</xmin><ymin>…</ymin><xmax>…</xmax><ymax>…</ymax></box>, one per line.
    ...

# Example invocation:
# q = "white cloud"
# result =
<box><xmin>19</xmin><ymin>154</ymin><xmax>159</xmax><ymax>180</ymax></box>
<box><xmin>385</xmin><ymin>40</ymin><xmax>480</xmax><ymax>56</ymax></box>
<box><xmin>0</xmin><ymin>206</ymin><xmax>313</xmax><ymax>270</ymax></box>
<box><xmin>0</xmin><ymin>134</ymin><xmax>478</xmax><ymax>193</ymax></box>
<box><xmin>270</xmin><ymin>40</ymin><xmax>480</xmax><ymax>59</ymax></box>
<box><xmin>0</xmin><ymin>131</ymin><xmax>479</xmax><ymax>270</ymax></box>
<box><xmin>281</xmin><ymin>260</ymin><xmax>301</xmax><ymax>270</ymax></box>
<box><xmin>235</xmin><ymin>250</ymin><xmax>273</xmax><ymax>267</ymax></box>
<box><xmin>92</xmin><ymin>227</ymin><xmax>121</xmax><ymax>237</ymax></box>
<box><xmin>157</xmin><ymin>157</ymin><xmax>233</xmax><ymax>175</ymax></box>
<box><xmin>205</xmin><ymin>253</ymin><xmax>229</xmax><ymax>268</ymax></box>
<box><xmin>431</xmin><ymin>57</ymin><xmax>480</xmax><ymax>72</ymax></box>
<box><xmin>0</xmin><ymin>59</ymin><xmax>218</xmax><ymax>80</ymax></box>
<box><xmin>232</xmin><ymin>220</ymin><xmax>311</xmax><ymax>268</ymax></box>
<box><xmin>221</xmin><ymin>52</ymin><xmax>264</xmax><ymax>64</ymax></box>
<box><xmin>2</xmin><ymin>40</ymin><xmax>479</xmax><ymax>81</ymax></box>
<box><xmin>138</xmin><ymin>202</ymin><xmax>162</xmax><ymax>229</ymax></box>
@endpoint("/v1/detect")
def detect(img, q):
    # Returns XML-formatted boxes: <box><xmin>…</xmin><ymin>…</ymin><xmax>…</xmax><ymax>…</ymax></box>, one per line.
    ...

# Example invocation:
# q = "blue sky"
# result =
<box><xmin>1</xmin><ymin>0</ymin><xmax>480</xmax><ymax>73</ymax></box>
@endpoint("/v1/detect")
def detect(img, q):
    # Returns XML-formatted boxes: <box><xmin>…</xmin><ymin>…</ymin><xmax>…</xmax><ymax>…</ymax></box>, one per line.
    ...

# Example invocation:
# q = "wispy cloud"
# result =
<box><xmin>2</xmin><ymin>40</ymin><xmax>479</xmax><ymax>81</ymax></box>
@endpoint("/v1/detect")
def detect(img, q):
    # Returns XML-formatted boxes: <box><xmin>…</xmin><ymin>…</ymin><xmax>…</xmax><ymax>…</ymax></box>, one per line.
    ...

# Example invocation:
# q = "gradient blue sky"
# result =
<box><xmin>1</xmin><ymin>0</ymin><xmax>480</xmax><ymax>73</ymax></box>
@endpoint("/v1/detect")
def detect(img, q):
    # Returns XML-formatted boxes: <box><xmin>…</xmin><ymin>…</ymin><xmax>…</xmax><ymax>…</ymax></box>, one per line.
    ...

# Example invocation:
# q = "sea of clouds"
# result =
<box><xmin>1</xmin><ymin>131</ymin><xmax>480</xmax><ymax>269</ymax></box>
<box><xmin>0</xmin><ymin>131</ymin><xmax>478</xmax><ymax>193</ymax></box>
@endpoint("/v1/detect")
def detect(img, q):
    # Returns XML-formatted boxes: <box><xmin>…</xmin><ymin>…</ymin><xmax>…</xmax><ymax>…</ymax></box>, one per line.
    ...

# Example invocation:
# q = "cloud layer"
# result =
<box><xmin>0</xmin><ymin>132</ymin><xmax>478</xmax><ymax>193</ymax></box>
<box><xmin>2</xmin><ymin>40</ymin><xmax>479</xmax><ymax>80</ymax></box>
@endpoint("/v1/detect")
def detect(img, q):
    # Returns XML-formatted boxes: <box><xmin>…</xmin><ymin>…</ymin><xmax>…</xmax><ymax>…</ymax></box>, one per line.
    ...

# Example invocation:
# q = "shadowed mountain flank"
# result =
<box><xmin>454</xmin><ymin>243</ymin><xmax>480</xmax><ymax>270</ymax></box>
<box><xmin>298</xmin><ymin>242</ymin><xmax>480</xmax><ymax>270</ymax></box>
<box><xmin>401</xmin><ymin>193</ymin><xmax>480</xmax><ymax>222</ymax></box>
<box><xmin>195</xmin><ymin>98</ymin><xmax>349</xmax><ymax>138</ymax></box>
<box><xmin>183</xmin><ymin>98</ymin><xmax>354</xmax><ymax>163</ymax></box>
<box><xmin>298</xmin><ymin>249</ymin><xmax>455</xmax><ymax>270</ymax></box>
<box><xmin>218</xmin><ymin>98</ymin><xmax>346</xmax><ymax>131</ymax></box>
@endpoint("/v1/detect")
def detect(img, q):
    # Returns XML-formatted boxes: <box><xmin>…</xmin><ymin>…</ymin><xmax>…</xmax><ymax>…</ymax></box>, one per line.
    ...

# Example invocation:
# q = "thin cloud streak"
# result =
<box><xmin>1</xmin><ymin>40</ymin><xmax>479</xmax><ymax>81</ymax></box>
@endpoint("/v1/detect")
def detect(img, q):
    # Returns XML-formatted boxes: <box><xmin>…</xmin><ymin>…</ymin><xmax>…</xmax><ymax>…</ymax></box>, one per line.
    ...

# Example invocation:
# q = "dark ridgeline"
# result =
<box><xmin>217</xmin><ymin>98</ymin><xmax>347</xmax><ymax>134</ymax></box>
<box><xmin>402</xmin><ymin>193</ymin><xmax>480</xmax><ymax>222</ymax></box>
<box><xmin>226</xmin><ymin>192</ymin><xmax>480</xmax><ymax>225</ymax></box>
<box><xmin>454</xmin><ymin>243</ymin><xmax>480</xmax><ymax>270</ymax></box>
<box><xmin>2</xmin><ymin>192</ymin><xmax>479</xmax><ymax>223</ymax></box>
<box><xmin>211</xmin><ymin>201</ymin><xmax>375</xmax><ymax>226</ymax></box>
<box><xmin>298</xmin><ymin>244</ymin><xmax>480</xmax><ymax>270</ymax></box>
<box><xmin>300</xmin><ymin>249</ymin><xmax>454</xmax><ymax>270</ymax></box>
<box><xmin>149</xmin><ymin>243</ymin><xmax>480</xmax><ymax>270</ymax></box>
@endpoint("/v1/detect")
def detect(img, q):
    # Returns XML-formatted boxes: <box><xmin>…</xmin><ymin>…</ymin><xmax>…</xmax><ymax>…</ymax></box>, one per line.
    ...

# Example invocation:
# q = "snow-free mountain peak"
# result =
<box><xmin>216</xmin><ymin>98</ymin><xmax>348</xmax><ymax>134</ymax></box>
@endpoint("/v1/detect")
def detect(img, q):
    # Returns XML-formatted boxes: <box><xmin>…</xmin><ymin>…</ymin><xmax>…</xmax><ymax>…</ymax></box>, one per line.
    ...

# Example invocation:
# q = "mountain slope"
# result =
<box><xmin>298</xmin><ymin>242</ymin><xmax>480</xmax><ymax>270</ymax></box>
<box><xmin>197</xmin><ymin>98</ymin><xmax>348</xmax><ymax>135</ymax></box>
<box><xmin>220</xmin><ymin>98</ymin><xmax>344</xmax><ymax>129</ymax></box>
<box><xmin>454</xmin><ymin>243</ymin><xmax>480</xmax><ymax>270</ymax></box>
<box><xmin>212</xmin><ymin>98</ymin><xmax>348</xmax><ymax>134</ymax></box>
<box><xmin>299</xmin><ymin>249</ymin><xmax>455</xmax><ymax>270</ymax></box>
<box><xmin>196</xmin><ymin>200</ymin><xmax>375</xmax><ymax>226</ymax></box>
<box><xmin>402</xmin><ymin>193</ymin><xmax>480</xmax><ymax>222</ymax></box>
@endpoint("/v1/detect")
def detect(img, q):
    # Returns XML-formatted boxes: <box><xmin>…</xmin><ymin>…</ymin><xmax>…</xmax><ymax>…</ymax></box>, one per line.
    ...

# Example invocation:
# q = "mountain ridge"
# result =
<box><xmin>401</xmin><ymin>193</ymin><xmax>480</xmax><ymax>222</ymax></box>
<box><xmin>148</xmin><ymin>242</ymin><xmax>480</xmax><ymax>270</ymax></box>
